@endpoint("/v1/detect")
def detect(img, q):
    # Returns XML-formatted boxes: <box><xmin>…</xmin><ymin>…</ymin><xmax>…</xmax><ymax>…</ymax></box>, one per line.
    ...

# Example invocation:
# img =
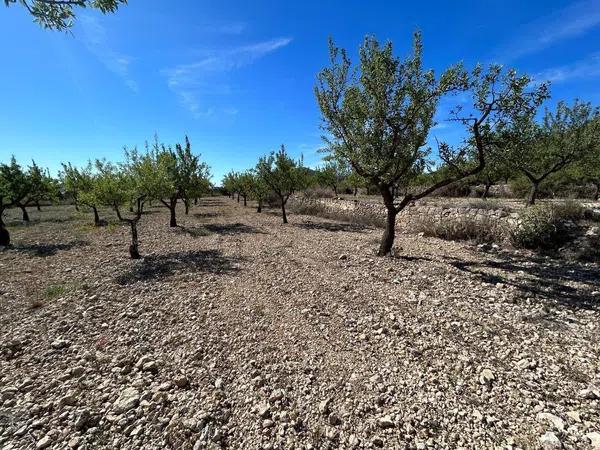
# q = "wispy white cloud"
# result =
<box><xmin>497</xmin><ymin>0</ymin><xmax>600</xmax><ymax>61</ymax></box>
<box><xmin>203</xmin><ymin>22</ymin><xmax>247</xmax><ymax>35</ymax></box>
<box><xmin>79</xmin><ymin>16</ymin><xmax>138</xmax><ymax>92</ymax></box>
<box><xmin>163</xmin><ymin>37</ymin><xmax>292</xmax><ymax>118</ymax></box>
<box><xmin>535</xmin><ymin>53</ymin><xmax>600</xmax><ymax>83</ymax></box>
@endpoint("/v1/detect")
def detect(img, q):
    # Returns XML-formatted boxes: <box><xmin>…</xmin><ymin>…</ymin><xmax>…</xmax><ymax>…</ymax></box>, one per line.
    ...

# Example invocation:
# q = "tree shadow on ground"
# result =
<box><xmin>196</xmin><ymin>198</ymin><xmax>229</xmax><ymax>207</ymax></box>
<box><xmin>293</xmin><ymin>221</ymin><xmax>371</xmax><ymax>233</ymax></box>
<box><xmin>203</xmin><ymin>223</ymin><xmax>266</xmax><ymax>235</ymax></box>
<box><xmin>115</xmin><ymin>250</ymin><xmax>241</xmax><ymax>284</ymax></box>
<box><xmin>193</xmin><ymin>212</ymin><xmax>220</xmax><ymax>219</ymax></box>
<box><xmin>8</xmin><ymin>240</ymin><xmax>89</xmax><ymax>257</ymax></box>
<box><xmin>445</xmin><ymin>252</ymin><xmax>600</xmax><ymax>311</ymax></box>
<box><xmin>175</xmin><ymin>225</ymin><xmax>211</xmax><ymax>238</ymax></box>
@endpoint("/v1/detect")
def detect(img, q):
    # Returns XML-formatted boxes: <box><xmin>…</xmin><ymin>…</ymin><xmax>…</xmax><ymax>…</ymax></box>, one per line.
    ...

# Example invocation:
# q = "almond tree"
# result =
<box><xmin>95</xmin><ymin>154</ymin><xmax>148</xmax><ymax>259</ymax></box>
<box><xmin>506</xmin><ymin>100</ymin><xmax>599</xmax><ymax>205</ymax></box>
<box><xmin>0</xmin><ymin>156</ymin><xmax>33</xmax><ymax>222</ymax></box>
<box><xmin>222</xmin><ymin>171</ymin><xmax>240</xmax><ymax>201</ymax></box>
<box><xmin>248</xmin><ymin>171</ymin><xmax>270</xmax><ymax>213</ymax></box>
<box><xmin>256</xmin><ymin>145</ymin><xmax>308</xmax><ymax>224</ymax></box>
<box><xmin>315</xmin><ymin>33</ymin><xmax>548</xmax><ymax>255</ymax></box>
<box><xmin>316</xmin><ymin>158</ymin><xmax>350</xmax><ymax>195</ymax></box>
<box><xmin>60</xmin><ymin>162</ymin><xmax>104</xmax><ymax>225</ymax></box>
<box><xmin>28</xmin><ymin>160</ymin><xmax>58</xmax><ymax>210</ymax></box>
<box><xmin>175</xmin><ymin>137</ymin><xmax>211</xmax><ymax>214</ymax></box>
<box><xmin>236</xmin><ymin>171</ymin><xmax>254</xmax><ymax>207</ymax></box>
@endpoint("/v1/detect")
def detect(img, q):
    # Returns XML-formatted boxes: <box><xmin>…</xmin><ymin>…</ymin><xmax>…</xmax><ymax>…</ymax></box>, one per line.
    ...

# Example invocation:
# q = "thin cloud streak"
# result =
<box><xmin>535</xmin><ymin>53</ymin><xmax>600</xmax><ymax>83</ymax></box>
<box><xmin>496</xmin><ymin>0</ymin><xmax>600</xmax><ymax>61</ymax></box>
<box><xmin>163</xmin><ymin>37</ymin><xmax>292</xmax><ymax>118</ymax></box>
<box><xmin>79</xmin><ymin>16</ymin><xmax>139</xmax><ymax>92</ymax></box>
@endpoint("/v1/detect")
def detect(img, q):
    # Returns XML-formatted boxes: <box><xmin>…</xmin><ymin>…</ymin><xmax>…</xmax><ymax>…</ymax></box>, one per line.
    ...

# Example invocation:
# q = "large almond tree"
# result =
<box><xmin>315</xmin><ymin>32</ymin><xmax>548</xmax><ymax>255</ymax></box>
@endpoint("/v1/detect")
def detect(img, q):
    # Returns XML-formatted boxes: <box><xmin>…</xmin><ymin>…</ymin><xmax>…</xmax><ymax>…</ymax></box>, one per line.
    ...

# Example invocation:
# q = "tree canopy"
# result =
<box><xmin>4</xmin><ymin>0</ymin><xmax>126</xmax><ymax>30</ymax></box>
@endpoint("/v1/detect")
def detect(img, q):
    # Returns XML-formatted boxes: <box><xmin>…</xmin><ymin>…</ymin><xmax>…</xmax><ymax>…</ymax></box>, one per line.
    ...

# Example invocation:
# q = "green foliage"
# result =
<box><xmin>4</xmin><ymin>0</ymin><xmax>126</xmax><ymax>31</ymax></box>
<box><xmin>315</xmin><ymin>159</ymin><xmax>350</xmax><ymax>194</ymax></box>
<box><xmin>28</xmin><ymin>160</ymin><xmax>58</xmax><ymax>205</ymax></box>
<box><xmin>256</xmin><ymin>145</ymin><xmax>309</xmax><ymax>200</ymax></box>
<box><xmin>60</xmin><ymin>161</ymin><xmax>98</xmax><ymax>209</ymax></box>
<box><xmin>42</xmin><ymin>283</ymin><xmax>68</xmax><ymax>300</ymax></box>
<box><xmin>505</xmin><ymin>100</ymin><xmax>599</xmax><ymax>204</ymax></box>
<box><xmin>315</xmin><ymin>31</ymin><xmax>547</xmax><ymax>255</ymax></box>
<box><xmin>246</xmin><ymin>171</ymin><xmax>271</xmax><ymax>211</ymax></box>
<box><xmin>0</xmin><ymin>156</ymin><xmax>33</xmax><ymax>206</ymax></box>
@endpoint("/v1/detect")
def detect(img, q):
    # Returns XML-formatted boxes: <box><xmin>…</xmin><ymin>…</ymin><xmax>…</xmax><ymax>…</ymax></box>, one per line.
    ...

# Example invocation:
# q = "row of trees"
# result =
<box><xmin>0</xmin><ymin>136</ymin><xmax>211</xmax><ymax>256</ymax></box>
<box><xmin>222</xmin><ymin>146</ymin><xmax>310</xmax><ymax>224</ymax></box>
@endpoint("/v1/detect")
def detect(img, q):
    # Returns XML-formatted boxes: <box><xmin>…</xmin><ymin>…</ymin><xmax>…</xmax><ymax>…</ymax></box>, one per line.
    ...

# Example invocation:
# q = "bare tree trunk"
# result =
<box><xmin>36</xmin><ymin>201</ymin><xmax>41</xmax><ymax>211</ymax></box>
<box><xmin>129</xmin><ymin>221</ymin><xmax>140</xmax><ymax>259</ymax></box>
<box><xmin>257</xmin><ymin>200</ymin><xmax>262</xmax><ymax>213</ymax></box>
<box><xmin>184</xmin><ymin>200</ymin><xmax>190</xmax><ymax>215</ymax></box>
<box><xmin>594</xmin><ymin>183</ymin><xmax>600</xmax><ymax>201</ymax></box>
<box><xmin>194</xmin><ymin>197</ymin><xmax>198</xmax><ymax>205</ymax></box>
<box><xmin>74</xmin><ymin>203</ymin><xmax>79</xmax><ymax>212</ymax></box>
<box><xmin>482</xmin><ymin>183</ymin><xmax>492</xmax><ymax>200</ymax></box>
<box><xmin>20</xmin><ymin>205</ymin><xmax>29</xmax><ymax>222</ymax></box>
<box><xmin>353</xmin><ymin>187</ymin><xmax>358</xmax><ymax>196</ymax></box>
<box><xmin>93</xmin><ymin>206</ymin><xmax>101</xmax><ymax>226</ymax></box>
<box><xmin>243</xmin><ymin>195</ymin><xmax>247</xmax><ymax>207</ymax></box>
<box><xmin>237</xmin><ymin>193</ymin><xmax>240</xmax><ymax>203</ymax></box>
<box><xmin>378</xmin><ymin>206</ymin><xmax>397</xmax><ymax>256</ymax></box>
<box><xmin>527</xmin><ymin>180</ymin><xmax>540</xmax><ymax>206</ymax></box>
<box><xmin>169</xmin><ymin>198</ymin><xmax>177</xmax><ymax>227</ymax></box>
<box><xmin>280</xmin><ymin>197</ymin><xmax>288</xmax><ymax>224</ymax></box>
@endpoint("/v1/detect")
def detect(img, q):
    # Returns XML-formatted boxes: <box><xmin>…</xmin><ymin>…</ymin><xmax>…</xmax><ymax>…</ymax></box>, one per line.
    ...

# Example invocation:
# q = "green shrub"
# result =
<box><xmin>510</xmin><ymin>205</ymin><xmax>570</xmax><ymax>250</ymax></box>
<box><xmin>42</xmin><ymin>284</ymin><xmax>67</xmax><ymax>300</ymax></box>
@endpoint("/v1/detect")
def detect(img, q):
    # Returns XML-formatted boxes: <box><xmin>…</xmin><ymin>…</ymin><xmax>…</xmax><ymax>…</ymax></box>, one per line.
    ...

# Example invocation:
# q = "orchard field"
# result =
<box><xmin>1</xmin><ymin>198</ymin><xmax>600</xmax><ymax>449</ymax></box>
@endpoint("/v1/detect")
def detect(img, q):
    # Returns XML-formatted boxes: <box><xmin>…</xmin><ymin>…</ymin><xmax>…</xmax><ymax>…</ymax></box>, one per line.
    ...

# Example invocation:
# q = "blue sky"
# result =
<box><xmin>1</xmin><ymin>0</ymin><xmax>599</xmax><ymax>182</ymax></box>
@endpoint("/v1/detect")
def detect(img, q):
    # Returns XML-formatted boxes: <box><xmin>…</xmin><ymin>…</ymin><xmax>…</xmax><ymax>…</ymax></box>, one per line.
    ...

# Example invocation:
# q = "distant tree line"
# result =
<box><xmin>0</xmin><ymin>136</ymin><xmax>211</xmax><ymax>256</ymax></box>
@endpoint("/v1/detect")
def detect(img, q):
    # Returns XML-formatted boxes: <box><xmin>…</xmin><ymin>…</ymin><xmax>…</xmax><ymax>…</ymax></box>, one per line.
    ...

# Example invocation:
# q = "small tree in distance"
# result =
<box><xmin>248</xmin><ymin>171</ymin><xmax>270</xmax><ymax>213</ymax></box>
<box><xmin>505</xmin><ymin>100</ymin><xmax>599</xmax><ymax>205</ymax></box>
<box><xmin>256</xmin><ymin>145</ymin><xmax>308</xmax><ymax>224</ymax></box>
<box><xmin>61</xmin><ymin>162</ymin><xmax>104</xmax><ymax>226</ymax></box>
<box><xmin>0</xmin><ymin>156</ymin><xmax>33</xmax><ymax>222</ymax></box>
<box><xmin>316</xmin><ymin>158</ymin><xmax>350</xmax><ymax>195</ymax></box>
<box><xmin>315</xmin><ymin>32</ymin><xmax>549</xmax><ymax>255</ymax></box>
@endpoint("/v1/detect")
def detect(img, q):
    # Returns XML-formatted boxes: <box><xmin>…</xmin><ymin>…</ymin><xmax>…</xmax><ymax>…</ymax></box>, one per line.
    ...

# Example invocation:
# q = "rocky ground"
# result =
<box><xmin>1</xmin><ymin>198</ymin><xmax>599</xmax><ymax>450</ymax></box>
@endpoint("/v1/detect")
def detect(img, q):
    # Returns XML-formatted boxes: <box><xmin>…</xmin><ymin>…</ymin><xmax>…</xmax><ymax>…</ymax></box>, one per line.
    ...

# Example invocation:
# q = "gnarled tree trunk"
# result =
<box><xmin>93</xmin><ymin>206</ymin><xmax>101</xmax><ymax>226</ymax></box>
<box><xmin>378</xmin><ymin>206</ymin><xmax>398</xmax><ymax>256</ymax></box>
<box><xmin>129</xmin><ymin>221</ymin><xmax>140</xmax><ymax>259</ymax></box>
<box><xmin>280</xmin><ymin>196</ymin><xmax>288</xmax><ymax>224</ymax></box>
<box><xmin>527</xmin><ymin>180</ymin><xmax>540</xmax><ymax>206</ymax></box>
<box><xmin>19</xmin><ymin>205</ymin><xmax>29</xmax><ymax>222</ymax></box>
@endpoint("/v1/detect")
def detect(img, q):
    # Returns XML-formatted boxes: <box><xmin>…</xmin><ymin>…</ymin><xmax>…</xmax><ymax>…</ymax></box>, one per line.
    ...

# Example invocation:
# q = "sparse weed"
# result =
<box><xmin>414</xmin><ymin>216</ymin><xmax>505</xmax><ymax>243</ymax></box>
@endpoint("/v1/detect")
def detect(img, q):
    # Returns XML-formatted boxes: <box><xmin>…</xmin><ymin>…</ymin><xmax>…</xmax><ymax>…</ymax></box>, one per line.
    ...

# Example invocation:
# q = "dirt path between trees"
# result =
<box><xmin>1</xmin><ymin>198</ymin><xmax>599</xmax><ymax>449</ymax></box>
